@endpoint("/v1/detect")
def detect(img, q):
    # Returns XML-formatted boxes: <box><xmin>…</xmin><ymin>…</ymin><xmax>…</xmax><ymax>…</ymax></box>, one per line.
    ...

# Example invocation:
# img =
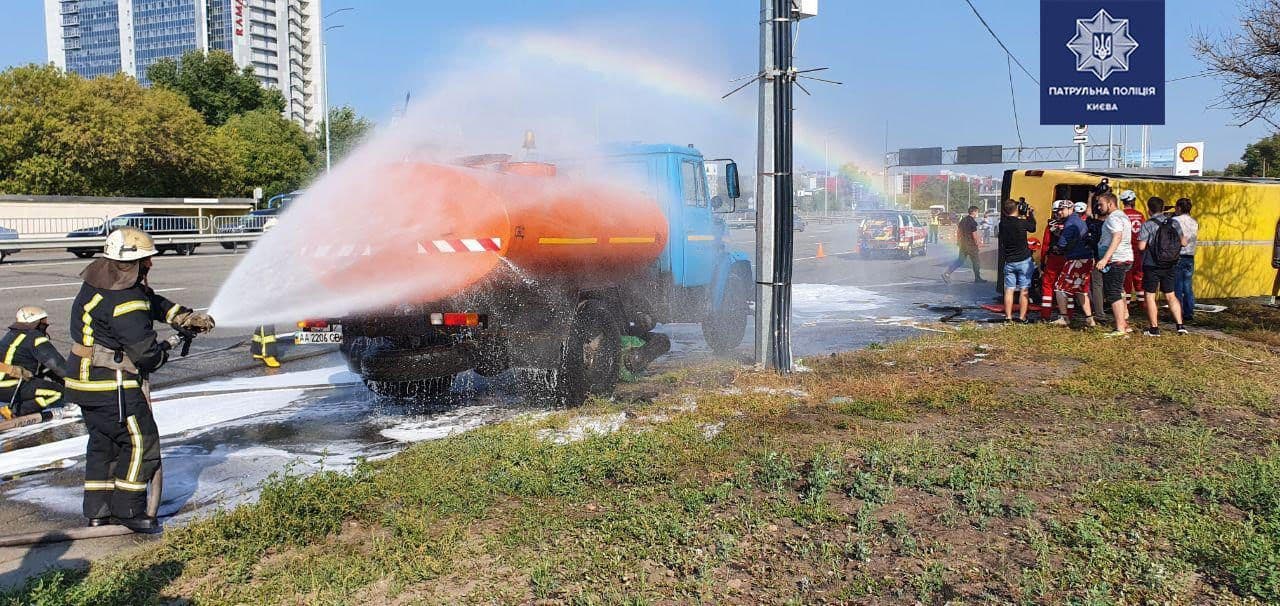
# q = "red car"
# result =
<box><xmin>857</xmin><ymin>211</ymin><xmax>928</xmax><ymax>259</ymax></box>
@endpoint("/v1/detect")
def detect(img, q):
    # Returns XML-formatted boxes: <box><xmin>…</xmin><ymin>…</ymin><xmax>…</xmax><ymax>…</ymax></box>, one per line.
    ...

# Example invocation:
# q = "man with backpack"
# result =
<box><xmin>1137</xmin><ymin>197</ymin><xmax>1189</xmax><ymax>336</ymax></box>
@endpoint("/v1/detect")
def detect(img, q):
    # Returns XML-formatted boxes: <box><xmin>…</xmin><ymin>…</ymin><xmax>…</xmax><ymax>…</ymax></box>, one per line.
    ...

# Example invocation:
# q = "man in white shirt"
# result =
<box><xmin>1095</xmin><ymin>192</ymin><xmax>1134</xmax><ymax>336</ymax></box>
<box><xmin>1172</xmin><ymin>198</ymin><xmax>1199</xmax><ymax>322</ymax></box>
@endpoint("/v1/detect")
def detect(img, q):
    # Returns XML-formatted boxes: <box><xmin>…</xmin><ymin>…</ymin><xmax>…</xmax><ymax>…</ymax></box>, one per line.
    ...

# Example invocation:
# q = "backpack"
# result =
<box><xmin>1151</xmin><ymin>216</ymin><xmax>1181</xmax><ymax>268</ymax></box>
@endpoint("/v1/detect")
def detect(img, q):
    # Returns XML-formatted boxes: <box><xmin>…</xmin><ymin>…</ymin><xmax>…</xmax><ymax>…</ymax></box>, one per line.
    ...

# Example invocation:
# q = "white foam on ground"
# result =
<box><xmin>537</xmin><ymin>412</ymin><xmax>627</xmax><ymax>445</ymax></box>
<box><xmin>0</xmin><ymin>389</ymin><xmax>305</xmax><ymax>477</ymax></box>
<box><xmin>155</xmin><ymin>365</ymin><xmax>359</xmax><ymax>399</ymax></box>
<box><xmin>379</xmin><ymin>405</ymin><xmax>498</xmax><ymax>443</ymax></box>
<box><xmin>792</xmin><ymin>284</ymin><xmax>888</xmax><ymax>316</ymax></box>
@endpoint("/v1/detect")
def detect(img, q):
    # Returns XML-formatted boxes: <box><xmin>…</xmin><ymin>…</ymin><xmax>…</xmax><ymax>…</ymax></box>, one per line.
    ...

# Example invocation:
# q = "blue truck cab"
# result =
<box><xmin>594</xmin><ymin>143</ymin><xmax>752</xmax><ymax>331</ymax></box>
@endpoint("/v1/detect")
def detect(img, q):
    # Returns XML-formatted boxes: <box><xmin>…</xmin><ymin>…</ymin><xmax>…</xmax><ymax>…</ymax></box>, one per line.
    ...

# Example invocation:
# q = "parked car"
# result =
<box><xmin>0</xmin><ymin>226</ymin><xmax>18</xmax><ymax>263</ymax></box>
<box><xmin>856</xmin><ymin>210</ymin><xmax>928</xmax><ymax>259</ymax></box>
<box><xmin>217</xmin><ymin>208</ymin><xmax>279</xmax><ymax>249</ymax></box>
<box><xmin>67</xmin><ymin>213</ymin><xmax>201</xmax><ymax>258</ymax></box>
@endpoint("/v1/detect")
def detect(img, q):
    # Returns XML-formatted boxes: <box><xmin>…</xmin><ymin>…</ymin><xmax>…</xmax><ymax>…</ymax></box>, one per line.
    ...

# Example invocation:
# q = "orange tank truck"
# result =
<box><xmin>301</xmin><ymin>162</ymin><xmax>669</xmax><ymax>304</ymax></box>
<box><xmin>299</xmin><ymin>143</ymin><xmax>751</xmax><ymax>406</ymax></box>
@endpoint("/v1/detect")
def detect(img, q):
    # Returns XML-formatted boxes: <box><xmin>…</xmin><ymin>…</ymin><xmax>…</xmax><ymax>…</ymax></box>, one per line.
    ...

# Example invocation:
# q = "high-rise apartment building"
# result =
<box><xmin>45</xmin><ymin>0</ymin><xmax>325</xmax><ymax>132</ymax></box>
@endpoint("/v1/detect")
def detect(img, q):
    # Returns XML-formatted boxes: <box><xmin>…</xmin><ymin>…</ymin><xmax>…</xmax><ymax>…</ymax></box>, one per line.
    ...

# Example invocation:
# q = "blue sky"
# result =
<box><xmin>1</xmin><ymin>1</ymin><xmax>1269</xmax><ymax>174</ymax></box>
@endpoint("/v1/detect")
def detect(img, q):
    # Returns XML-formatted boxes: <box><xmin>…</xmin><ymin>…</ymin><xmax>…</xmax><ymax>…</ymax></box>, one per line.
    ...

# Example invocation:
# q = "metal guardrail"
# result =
<box><xmin>0</xmin><ymin>233</ymin><xmax>263</xmax><ymax>252</ymax></box>
<box><xmin>0</xmin><ymin>217</ymin><xmax>107</xmax><ymax>237</ymax></box>
<box><xmin>0</xmin><ymin>214</ymin><xmax>269</xmax><ymax>253</ymax></box>
<box><xmin>0</xmin><ymin>215</ymin><xmax>214</xmax><ymax>237</ymax></box>
<box><xmin>212</xmin><ymin>215</ymin><xmax>272</xmax><ymax>232</ymax></box>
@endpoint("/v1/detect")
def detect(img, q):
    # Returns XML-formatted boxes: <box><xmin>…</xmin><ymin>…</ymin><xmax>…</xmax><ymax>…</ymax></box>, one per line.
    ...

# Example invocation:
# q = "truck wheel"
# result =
<box><xmin>220</xmin><ymin>242</ymin><xmax>237</xmax><ymax>250</ymax></box>
<box><xmin>546</xmin><ymin>300</ymin><xmax>621</xmax><ymax>406</ymax></box>
<box><xmin>340</xmin><ymin>336</ymin><xmax>371</xmax><ymax>373</ymax></box>
<box><xmin>364</xmin><ymin>378</ymin><xmax>452</xmax><ymax>401</ymax></box>
<box><xmin>702</xmin><ymin>269</ymin><xmax>750</xmax><ymax>356</ymax></box>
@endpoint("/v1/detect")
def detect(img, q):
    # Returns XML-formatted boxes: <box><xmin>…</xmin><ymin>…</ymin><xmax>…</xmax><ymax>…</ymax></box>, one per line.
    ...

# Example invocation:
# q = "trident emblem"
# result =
<box><xmin>1092</xmin><ymin>33</ymin><xmax>1113</xmax><ymax>61</ymax></box>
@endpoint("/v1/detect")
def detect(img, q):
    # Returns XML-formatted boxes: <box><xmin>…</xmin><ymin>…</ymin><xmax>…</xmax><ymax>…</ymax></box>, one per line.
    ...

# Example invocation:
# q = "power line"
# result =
<box><xmin>1007</xmin><ymin>55</ymin><xmax>1024</xmax><ymax>149</ymax></box>
<box><xmin>963</xmin><ymin>0</ymin><xmax>1039</xmax><ymax>85</ymax></box>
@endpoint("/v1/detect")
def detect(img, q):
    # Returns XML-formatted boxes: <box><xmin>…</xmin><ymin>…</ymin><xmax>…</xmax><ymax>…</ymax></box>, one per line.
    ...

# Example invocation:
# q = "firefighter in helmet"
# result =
<box><xmin>0</xmin><ymin>306</ymin><xmax>67</xmax><ymax>421</ymax></box>
<box><xmin>67</xmin><ymin>227</ymin><xmax>215</xmax><ymax>532</ymax></box>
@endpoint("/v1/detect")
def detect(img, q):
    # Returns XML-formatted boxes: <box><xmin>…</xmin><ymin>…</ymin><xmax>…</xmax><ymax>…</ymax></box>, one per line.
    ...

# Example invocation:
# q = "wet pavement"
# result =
<box><xmin>0</xmin><ymin>224</ymin><xmax>1001</xmax><ymax>587</ymax></box>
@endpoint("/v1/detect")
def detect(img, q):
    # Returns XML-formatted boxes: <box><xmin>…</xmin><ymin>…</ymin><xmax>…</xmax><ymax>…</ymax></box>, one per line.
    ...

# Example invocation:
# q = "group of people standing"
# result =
<box><xmin>997</xmin><ymin>188</ymin><xmax>1197</xmax><ymax>336</ymax></box>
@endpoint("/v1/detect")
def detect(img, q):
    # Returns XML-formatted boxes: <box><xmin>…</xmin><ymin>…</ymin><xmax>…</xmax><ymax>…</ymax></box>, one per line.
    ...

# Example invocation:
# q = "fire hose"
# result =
<box><xmin>0</xmin><ymin>331</ymin><xmax>197</xmax><ymax>547</ymax></box>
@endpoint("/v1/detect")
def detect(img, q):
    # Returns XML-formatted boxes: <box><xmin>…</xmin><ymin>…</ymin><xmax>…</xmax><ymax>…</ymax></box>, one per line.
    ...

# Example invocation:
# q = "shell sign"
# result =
<box><xmin>1175</xmin><ymin>142</ymin><xmax>1204</xmax><ymax>176</ymax></box>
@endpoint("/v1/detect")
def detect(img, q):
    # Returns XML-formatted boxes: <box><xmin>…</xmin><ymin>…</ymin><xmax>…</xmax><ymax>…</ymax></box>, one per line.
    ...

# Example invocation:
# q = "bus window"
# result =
<box><xmin>1053</xmin><ymin>184</ymin><xmax>1093</xmax><ymax>204</ymax></box>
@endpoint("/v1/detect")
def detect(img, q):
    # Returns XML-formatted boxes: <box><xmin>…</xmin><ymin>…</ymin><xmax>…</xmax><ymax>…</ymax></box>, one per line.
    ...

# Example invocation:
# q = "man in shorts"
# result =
<box><xmin>1052</xmin><ymin>202</ymin><xmax>1096</xmax><ymax>327</ymax></box>
<box><xmin>1095</xmin><ymin>192</ymin><xmax>1134</xmax><ymax>336</ymax></box>
<box><xmin>1136</xmin><ymin>197</ymin><xmax>1188</xmax><ymax>336</ymax></box>
<box><xmin>1119</xmin><ymin>190</ymin><xmax>1146</xmax><ymax>305</ymax></box>
<box><xmin>998</xmin><ymin>199</ymin><xmax>1037</xmax><ymax>322</ymax></box>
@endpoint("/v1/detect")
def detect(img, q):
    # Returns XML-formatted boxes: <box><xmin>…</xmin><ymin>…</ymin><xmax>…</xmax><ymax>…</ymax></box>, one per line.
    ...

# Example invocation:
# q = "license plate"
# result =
<box><xmin>295</xmin><ymin>329</ymin><xmax>342</xmax><ymax>344</ymax></box>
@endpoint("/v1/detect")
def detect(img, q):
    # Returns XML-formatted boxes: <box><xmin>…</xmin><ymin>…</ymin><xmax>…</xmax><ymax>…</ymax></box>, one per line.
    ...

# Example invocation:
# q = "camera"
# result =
<box><xmin>1017</xmin><ymin>197</ymin><xmax>1031</xmax><ymax>216</ymax></box>
<box><xmin>1092</xmin><ymin>178</ymin><xmax>1111</xmax><ymax>196</ymax></box>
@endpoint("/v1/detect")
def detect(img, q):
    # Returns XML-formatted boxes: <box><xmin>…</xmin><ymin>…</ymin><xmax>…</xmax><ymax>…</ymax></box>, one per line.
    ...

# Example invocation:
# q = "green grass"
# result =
<box><xmin>6</xmin><ymin>324</ymin><xmax>1280</xmax><ymax>604</ymax></box>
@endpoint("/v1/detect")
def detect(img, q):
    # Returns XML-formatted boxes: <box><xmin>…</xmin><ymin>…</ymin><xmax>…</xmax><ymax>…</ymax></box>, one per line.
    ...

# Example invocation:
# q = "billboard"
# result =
<box><xmin>1040</xmin><ymin>1</ymin><xmax>1165</xmax><ymax>125</ymax></box>
<box><xmin>898</xmin><ymin>147</ymin><xmax>943</xmax><ymax>167</ymax></box>
<box><xmin>956</xmin><ymin>145</ymin><xmax>1003</xmax><ymax>165</ymax></box>
<box><xmin>1175</xmin><ymin>142</ymin><xmax>1205</xmax><ymax>176</ymax></box>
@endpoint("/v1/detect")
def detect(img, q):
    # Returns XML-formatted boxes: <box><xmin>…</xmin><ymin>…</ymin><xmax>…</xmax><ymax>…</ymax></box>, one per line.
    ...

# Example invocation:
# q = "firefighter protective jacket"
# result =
<box><xmin>64</xmin><ymin>282</ymin><xmax>189</xmax><ymax>406</ymax></box>
<box><xmin>0</xmin><ymin>324</ymin><xmax>67</xmax><ymax>387</ymax></box>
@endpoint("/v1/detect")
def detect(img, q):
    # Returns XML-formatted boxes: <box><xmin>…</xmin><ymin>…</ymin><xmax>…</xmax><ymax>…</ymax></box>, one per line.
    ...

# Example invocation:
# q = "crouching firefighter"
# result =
<box><xmin>250</xmin><ymin>325</ymin><xmax>280</xmax><ymax>368</ymax></box>
<box><xmin>0</xmin><ymin>306</ymin><xmax>67</xmax><ymax>421</ymax></box>
<box><xmin>67</xmin><ymin>227</ymin><xmax>215</xmax><ymax>533</ymax></box>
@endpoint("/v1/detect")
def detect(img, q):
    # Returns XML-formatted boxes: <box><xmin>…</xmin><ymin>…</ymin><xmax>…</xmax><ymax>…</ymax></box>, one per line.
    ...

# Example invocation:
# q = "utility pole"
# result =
<box><xmin>753</xmin><ymin>0</ymin><xmax>777</xmax><ymax>369</ymax></box>
<box><xmin>753</xmin><ymin>0</ymin><xmax>799</xmax><ymax>372</ymax></box>
<box><xmin>823</xmin><ymin>136</ymin><xmax>830</xmax><ymax>217</ymax></box>
<box><xmin>323</xmin><ymin>40</ymin><xmax>332</xmax><ymax>173</ymax></box>
<box><xmin>321</xmin><ymin>8</ymin><xmax>354</xmax><ymax>174</ymax></box>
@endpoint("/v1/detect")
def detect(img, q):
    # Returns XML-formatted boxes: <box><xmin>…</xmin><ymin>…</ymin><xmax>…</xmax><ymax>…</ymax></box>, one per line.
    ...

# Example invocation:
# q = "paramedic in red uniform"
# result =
<box><xmin>1120</xmin><ymin>190</ymin><xmax>1147</xmax><ymax>305</ymax></box>
<box><xmin>1039</xmin><ymin>201</ymin><xmax>1072</xmax><ymax>322</ymax></box>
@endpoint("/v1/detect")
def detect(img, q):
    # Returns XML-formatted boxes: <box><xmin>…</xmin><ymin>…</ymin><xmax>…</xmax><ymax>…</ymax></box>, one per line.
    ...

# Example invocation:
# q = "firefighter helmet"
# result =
<box><xmin>1119</xmin><ymin>189</ymin><xmax>1137</xmax><ymax>204</ymax></box>
<box><xmin>1073</xmin><ymin>201</ymin><xmax>1088</xmax><ymax>214</ymax></box>
<box><xmin>103</xmin><ymin>227</ymin><xmax>158</xmax><ymax>262</ymax></box>
<box><xmin>15</xmin><ymin>306</ymin><xmax>48</xmax><ymax>324</ymax></box>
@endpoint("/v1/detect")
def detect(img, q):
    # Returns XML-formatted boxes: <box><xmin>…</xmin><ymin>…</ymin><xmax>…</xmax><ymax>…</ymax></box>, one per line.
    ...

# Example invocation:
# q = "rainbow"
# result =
<box><xmin>494</xmin><ymin>32</ymin><xmax>891</xmax><ymax>196</ymax></box>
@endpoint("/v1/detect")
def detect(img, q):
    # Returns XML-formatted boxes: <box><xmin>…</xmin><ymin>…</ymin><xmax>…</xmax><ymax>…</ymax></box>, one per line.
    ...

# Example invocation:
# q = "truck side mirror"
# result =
<box><xmin>726</xmin><ymin>161</ymin><xmax>741</xmax><ymax>199</ymax></box>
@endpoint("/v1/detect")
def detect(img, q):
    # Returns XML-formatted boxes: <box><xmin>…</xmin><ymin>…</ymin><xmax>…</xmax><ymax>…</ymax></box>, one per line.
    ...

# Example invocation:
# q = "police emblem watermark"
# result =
<box><xmin>1067</xmin><ymin>9</ymin><xmax>1140</xmax><ymax>82</ymax></box>
<box><xmin>1041</xmin><ymin>1</ymin><xmax>1165</xmax><ymax>126</ymax></box>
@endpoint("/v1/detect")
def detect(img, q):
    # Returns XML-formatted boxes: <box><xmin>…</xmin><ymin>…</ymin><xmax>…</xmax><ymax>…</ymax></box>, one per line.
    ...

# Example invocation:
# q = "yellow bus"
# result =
<box><xmin>1003</xmin><ymin>169</ymin><xmax>1280</xmax><ymax>299</ymax></box>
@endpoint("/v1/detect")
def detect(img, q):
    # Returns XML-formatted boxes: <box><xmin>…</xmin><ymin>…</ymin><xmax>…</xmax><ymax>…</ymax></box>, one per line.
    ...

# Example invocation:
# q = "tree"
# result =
<box><xmin>147</xmin><ymin>50</ymin><xmax>285</xmax><ymax>127</ymax></box>
<box><xmin>315</xmin><ymin>105</ymin><xmax>374</xmax><ymax>171</ymax></box>
<box><xmin>906</xmin><ymin>176</ymin><xmax>980</xmax><ymax>212</ymax></box>
<box><xmin>1194</xmin><ymin>0</ymin><xmax>1280</xmax><ymax>128</ymax></box>
<box><xmin>218</xmin><ymin>109</ymin><xmax>317</xmax><ymax>199</ymax></box>
<box><xmin>0</xmin><ymin>65</ymin><xmax>235</xmax><ymax>196</ymax></box>
<box><xmin>1223</xmin><ymin>134</ymin><xmax>1280</xmax><ymax>177</ymax></box>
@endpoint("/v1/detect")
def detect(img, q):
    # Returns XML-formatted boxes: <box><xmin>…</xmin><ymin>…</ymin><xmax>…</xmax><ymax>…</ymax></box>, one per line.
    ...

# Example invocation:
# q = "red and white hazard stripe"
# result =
<box><xmin>419</xmin><ymin>238</ymin><xmax>502</xmax><ymax>254</ymax></box>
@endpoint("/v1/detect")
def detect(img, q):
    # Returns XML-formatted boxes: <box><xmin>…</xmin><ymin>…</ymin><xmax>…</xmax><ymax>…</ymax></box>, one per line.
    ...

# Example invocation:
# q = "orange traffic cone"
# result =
<box><xmin>816</xmin><ymin>242</ymin><xmax>826</xmax><ymax>259</ymax></box>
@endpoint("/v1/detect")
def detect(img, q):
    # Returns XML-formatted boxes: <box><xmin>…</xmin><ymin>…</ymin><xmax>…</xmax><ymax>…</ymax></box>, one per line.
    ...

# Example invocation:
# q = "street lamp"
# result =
<box><xmin>322</xmin><ymin>7</ymin><xmax>354</xmax><ymax>173</ymax></box>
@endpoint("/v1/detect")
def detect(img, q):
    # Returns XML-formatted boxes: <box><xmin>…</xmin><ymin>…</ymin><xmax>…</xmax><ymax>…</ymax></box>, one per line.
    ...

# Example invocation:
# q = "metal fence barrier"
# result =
<box><xmin>0</xmin><ymin>214</ymin><xmax>267</xmax><ymax>257</ymax></box>
<box><xmin>0</xmin><ymin>217</ymin><xmax>108</xmax><ymax>238</ymax></box>
<box><xmin>212</xmin><ymin>214</ymin><xmax>272</xmax><ymax>233</ymax></box>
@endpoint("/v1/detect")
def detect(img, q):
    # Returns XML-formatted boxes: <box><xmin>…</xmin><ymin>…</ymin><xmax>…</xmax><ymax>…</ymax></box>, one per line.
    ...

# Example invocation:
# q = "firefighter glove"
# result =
<box><xmin>172</xmin><ymin>311</ymin><xmax>216</xmax><ymax>334</ymax></box>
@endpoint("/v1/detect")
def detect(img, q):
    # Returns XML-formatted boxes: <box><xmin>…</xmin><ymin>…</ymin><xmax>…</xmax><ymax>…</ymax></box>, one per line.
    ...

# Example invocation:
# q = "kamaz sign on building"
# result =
<box><xmin>1040</xmin><ymin>1</ymin><xmax>1165</xmax><ymax>125</ymax></box>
